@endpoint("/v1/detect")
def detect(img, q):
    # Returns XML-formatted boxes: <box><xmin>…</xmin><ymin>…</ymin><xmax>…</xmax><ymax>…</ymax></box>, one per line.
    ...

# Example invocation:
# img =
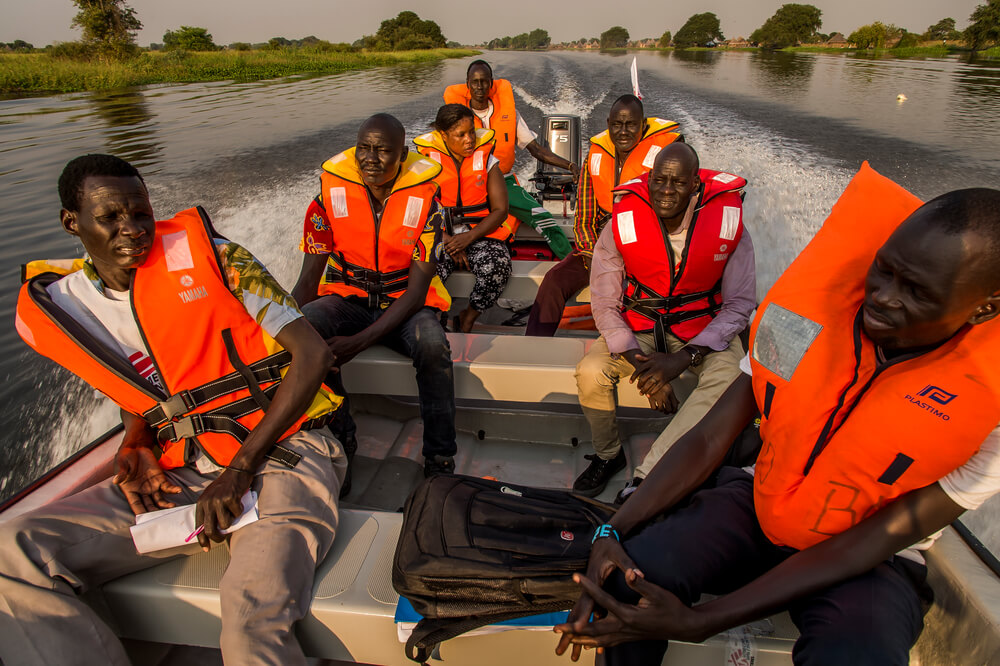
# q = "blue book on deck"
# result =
<box><xmin>394</xmin><ymin>596</ymin><xmax>570</xmax><ymax>628</ymax></box>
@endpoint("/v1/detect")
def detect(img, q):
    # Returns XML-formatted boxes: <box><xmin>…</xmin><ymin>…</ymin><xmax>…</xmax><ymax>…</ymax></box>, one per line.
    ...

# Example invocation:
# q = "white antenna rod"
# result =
<box><xmin>630</xmin><ymin>56</ymin><xmax>643</xmax><ymax>99</ymax></box>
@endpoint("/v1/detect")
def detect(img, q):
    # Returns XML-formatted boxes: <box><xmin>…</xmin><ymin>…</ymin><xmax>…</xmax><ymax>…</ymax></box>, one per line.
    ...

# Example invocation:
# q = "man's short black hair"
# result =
<box><xmin>58</xmin><ymin>154</ymin><xmax>144</xmax><ymax>212</ymax></box>
<box><xmin>610</xmin><ymin>94</ymin><xmax>644</xmax><ymax>118</ymax></box>
<box><xmin>466</xmin><ymin>59</ymin><xmax>493</xmax><ymax>78</ymax></box>
<box><xmin>359</xmin><ymin>112</ymin><xmax>406</xmax><ymax>145</ymax></box>
<box><xmin>922</xmin><ymin>188</ymin><xmax>1000</xmax><ymax>288</ymax></box>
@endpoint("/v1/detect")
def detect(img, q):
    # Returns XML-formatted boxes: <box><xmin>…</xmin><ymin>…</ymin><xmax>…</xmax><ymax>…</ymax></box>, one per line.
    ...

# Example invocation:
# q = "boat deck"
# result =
<box><xmin>5</xmin><ymin>212</ymin><xmax>1000</xmax><ymax>664</ymax></box>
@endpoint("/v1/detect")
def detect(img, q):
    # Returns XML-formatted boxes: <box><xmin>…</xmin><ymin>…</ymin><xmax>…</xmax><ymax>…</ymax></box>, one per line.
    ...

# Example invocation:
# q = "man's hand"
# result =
<box><xmin>645</xmin><ymin>384</ymin><xmax>679</xmax><ymax>414</ymax></box>
<box><xmin>114</xmin><ymin>443</ymin><xmax>181</xmax><ymax>515</ymax></box>
<box><xmin>554</xmin><ymin>537</ymin><xmax>642</xmax><ymax>662</ymax></box>
<box><xmin>327</xmin><ymin>335</ymin><xmax>363</xmax><ymax>367</ymax></box>
<box><xmin>555</xmin><ymin>569</ymin><xmax>705</xmax><ymax>654</ymax></box>
<box><xmin>195</xmin><ymin>467</ymin><xmax>254</xmax><ymax>551</ymax></box>
<box><xmin>630</xmin><ymin>351</ymin><xmax>690</xmax><ymax>396</ymax></box>
<box><xmin>569</xmin><ymin>162</ymin><xmax>580</xmax><ymax>181</ymax></box>
<box><xmin>443</xmin><ymin>231</ymin><xmax>473</xmax><ymax>258</ymax></box>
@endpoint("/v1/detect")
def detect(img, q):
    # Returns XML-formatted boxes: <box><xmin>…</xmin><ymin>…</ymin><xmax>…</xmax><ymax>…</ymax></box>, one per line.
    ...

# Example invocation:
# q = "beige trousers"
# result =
<box><xmin>575</xmin><ymin>332</ymin><xmax>744</xmax><ymax>478</ymax></box>
<box><xmin>0</xmin><ymin>427</ymin><xmax>346</xmax><ymax>666</ymax></box>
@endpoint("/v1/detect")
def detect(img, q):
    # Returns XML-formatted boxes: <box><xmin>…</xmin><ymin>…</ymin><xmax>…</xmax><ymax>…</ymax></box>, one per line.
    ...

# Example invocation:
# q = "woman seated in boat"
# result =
<box><xmin>414</xmin><ymin>103</ymin><xmax>514</xmax><ymax>333</ymax></box>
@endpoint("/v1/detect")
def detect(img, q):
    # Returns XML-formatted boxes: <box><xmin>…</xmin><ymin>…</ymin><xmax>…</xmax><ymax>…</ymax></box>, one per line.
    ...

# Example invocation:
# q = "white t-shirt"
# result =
<box><xmin>738</xmin><ymin>352</ymin><xmax>1000</xmax><ymax>560</ymax></box>
<box><xmin>472</xmin><ymin>101</ymin><xmax>537</xmax><ymax>151</ymax></box>
<box><xmin>48</xmin><ymin>270</ymin><xmax>166</xmax><ymax>390</ymax></box>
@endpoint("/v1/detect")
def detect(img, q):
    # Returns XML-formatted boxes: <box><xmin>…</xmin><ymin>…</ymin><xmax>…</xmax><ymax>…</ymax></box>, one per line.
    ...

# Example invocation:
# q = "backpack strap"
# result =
<box><xmin>404</xmin><ymin>601</ymin><xmax>572</xmax><ymax>664</ymax></box>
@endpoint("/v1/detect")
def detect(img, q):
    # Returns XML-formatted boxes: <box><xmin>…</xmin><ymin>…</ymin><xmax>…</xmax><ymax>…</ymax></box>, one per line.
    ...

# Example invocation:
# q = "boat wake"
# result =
<box><xmin>511</xmin><ymin>82</ymin><xmax>609</xmax><ymax>120</ymax></box>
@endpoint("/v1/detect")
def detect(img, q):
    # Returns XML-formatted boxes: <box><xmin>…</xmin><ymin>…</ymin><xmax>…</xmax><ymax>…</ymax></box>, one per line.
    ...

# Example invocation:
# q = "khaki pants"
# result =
<box><xmin>0</xmin><ymin>428</ymin><xmax>346</xmax><ymax>666</ymax></box>
<box><xmin>575</xmin><ymin>332</ymin><xmax>744</xmax><ymax>478</ymax></box>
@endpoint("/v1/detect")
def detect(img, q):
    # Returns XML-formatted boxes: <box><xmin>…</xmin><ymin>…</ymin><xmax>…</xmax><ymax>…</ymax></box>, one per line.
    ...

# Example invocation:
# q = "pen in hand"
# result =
<box><xmin>185</xmin><ymin>525</ymin><xmax>204</xmax><ymax>543</ymax></box>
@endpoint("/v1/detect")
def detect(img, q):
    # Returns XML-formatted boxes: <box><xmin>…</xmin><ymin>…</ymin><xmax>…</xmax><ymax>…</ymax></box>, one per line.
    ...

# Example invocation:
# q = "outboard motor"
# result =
<box><xmin>530</xmin><ymin>115</ymin><xmax>581</xmax><ymax>207</ymax></box>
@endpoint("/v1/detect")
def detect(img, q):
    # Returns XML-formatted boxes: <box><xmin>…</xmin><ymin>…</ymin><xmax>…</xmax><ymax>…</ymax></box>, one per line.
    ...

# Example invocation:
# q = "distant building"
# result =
<box><xmin>726</xmin><ymin>37</ymin><xmax>751</xmax><ymax>48</ymax></box>
<box><xmin>826</xmin><ymin>33</ymin><xmax>850</xmax><ymax>48</ymax></box>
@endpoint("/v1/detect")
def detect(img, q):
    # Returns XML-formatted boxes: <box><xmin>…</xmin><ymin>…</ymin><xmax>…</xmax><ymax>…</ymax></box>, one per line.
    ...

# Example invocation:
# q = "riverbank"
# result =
<box><xmin>552</xmin><ymin>44</ymin><xmax>995</xmax><ymax>58</ymax></box>
<box><xmin>0</xmin><ymin>48</ymin><xmax>480</xmax><ymax>96</ymax></box>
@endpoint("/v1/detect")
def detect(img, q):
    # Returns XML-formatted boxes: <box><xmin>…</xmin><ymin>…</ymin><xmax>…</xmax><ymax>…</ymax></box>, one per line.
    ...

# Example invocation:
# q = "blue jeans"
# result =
<box><xmin>301</xmin><ymin>295</ymin><xmax>457</xmax><ymax>459</ymax></box>
<box><xmin>603</xmin><ymin>467</ymin><xmax>931</xmax><ymax>666</ymax></box>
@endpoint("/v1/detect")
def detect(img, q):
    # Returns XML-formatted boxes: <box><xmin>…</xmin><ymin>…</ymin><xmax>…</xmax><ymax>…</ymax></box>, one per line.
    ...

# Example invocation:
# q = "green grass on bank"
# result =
<box><xmin>0</xmin><ymin>48</ymin><xmax>480</xmax><ymax>95</ymax></box>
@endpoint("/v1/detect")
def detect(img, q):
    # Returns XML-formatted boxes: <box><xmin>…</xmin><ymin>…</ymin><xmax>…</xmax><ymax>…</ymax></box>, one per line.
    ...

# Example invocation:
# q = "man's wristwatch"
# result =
<box><xmin>682</xmin><ymin>345</ymin><xmax>705</xmax><ymax>367</ymax></box>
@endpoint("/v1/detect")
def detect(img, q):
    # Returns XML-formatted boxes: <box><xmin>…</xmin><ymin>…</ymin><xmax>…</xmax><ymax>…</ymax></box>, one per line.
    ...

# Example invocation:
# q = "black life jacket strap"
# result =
<box><xmin>221</xmin><ymin>329</ymin><xmax>271</xmax><ymax>412</ymax></box>
<box><xmin>153</xmin><ymin>380</ymin><xmax>335</xmax><ymax>469</ymax></box>
<box><xmin>143</xmin><ymin>350</ymin><xmax>292</xmax><ymax>426</ymax></box>
<box><xmin>156</xmin><ymin>412</ymin><xmax>251</xmax><ymax>446</ymax></box>
<box><xmin>621</xmin><ymin>276</ymin><xmax>723</xmax><ymax>352</ymax></box>
<box><xmin>444</xmin><ymin>201</ymin><xmax>491</xmax><ymax>223</ymax></box>
<box><xmin>324</xmin><ymin>251</ymin><xmax>410</xmax><ymax>309</ymax></box>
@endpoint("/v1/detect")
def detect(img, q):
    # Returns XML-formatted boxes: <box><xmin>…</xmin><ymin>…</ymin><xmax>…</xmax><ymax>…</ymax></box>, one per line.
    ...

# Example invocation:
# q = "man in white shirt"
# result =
<box><xmin>445</xmin><ymin>60</ymin><xmax>577</xmax><ymax>258</ymax></box>
<box><xmin>1</xmin><ymin>154</ymin><xmax>345</xmax><ymax>665</ymax></box>
<box><xmin>554</xmin><ymin>179</ymin><xmax>1000</xmax><ymax>665</ymax></box>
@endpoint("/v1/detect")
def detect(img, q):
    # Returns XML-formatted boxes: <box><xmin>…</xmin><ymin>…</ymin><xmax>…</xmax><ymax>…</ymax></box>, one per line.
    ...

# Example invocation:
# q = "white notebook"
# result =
<box><xmin>130</xmin><ymin>490</ymin><xmax>259</xmax><ymax>554</ymax></box>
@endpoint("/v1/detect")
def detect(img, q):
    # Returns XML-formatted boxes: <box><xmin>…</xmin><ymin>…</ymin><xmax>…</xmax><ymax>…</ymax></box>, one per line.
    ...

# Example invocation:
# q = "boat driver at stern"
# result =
<box><xmin>555</xmin><ymin>168</ymin><xmax>1000</xmax><ymax>665</ymax></box>
<box><xmin>2</xmin><ymin>153</ymin><xmax>345</xmax><ymax>665</ymax></box>
<box><xmin>292</xmin><ymin>113</ymin><xmax>458</xmax><ymax>482</ymax></box>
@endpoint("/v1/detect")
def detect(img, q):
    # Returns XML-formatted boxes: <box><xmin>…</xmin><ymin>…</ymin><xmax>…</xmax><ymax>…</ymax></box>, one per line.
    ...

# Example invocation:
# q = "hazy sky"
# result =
<box><xmin>1</xmin><ymin>1</ymin><xmax>984</xmax><ymax>47</ymax></box>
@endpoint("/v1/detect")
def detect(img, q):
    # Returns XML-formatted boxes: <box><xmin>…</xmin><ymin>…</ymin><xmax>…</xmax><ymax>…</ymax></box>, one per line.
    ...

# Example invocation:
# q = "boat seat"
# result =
<box><xmin>445</xmin><ymin>259</ymin><xmax>591</xmax><ymax>304</ymax></box>
<box><xmin>340</xmin><ymin>332</ymin><xmax>657</xmax><ymax>409</ymax></box>
<box><xmin>101</xmin><ymin>508</ymin><xmax>798</xmax><ymax>665</ymax></box>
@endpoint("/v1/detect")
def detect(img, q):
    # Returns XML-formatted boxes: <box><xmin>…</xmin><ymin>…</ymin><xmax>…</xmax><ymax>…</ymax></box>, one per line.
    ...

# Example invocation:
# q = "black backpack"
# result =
<box><xmin>392</xmin><ymin>474</ymin><xmax>617</xmax><ymax>663</ymax></box>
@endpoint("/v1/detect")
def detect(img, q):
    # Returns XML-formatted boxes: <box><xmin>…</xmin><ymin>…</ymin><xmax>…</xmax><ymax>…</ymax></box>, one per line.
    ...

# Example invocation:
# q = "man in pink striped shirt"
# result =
<box><xmin>573</xmin><ymin>143</ymin><xmax>756</xmax><ymax>501</ymax></box>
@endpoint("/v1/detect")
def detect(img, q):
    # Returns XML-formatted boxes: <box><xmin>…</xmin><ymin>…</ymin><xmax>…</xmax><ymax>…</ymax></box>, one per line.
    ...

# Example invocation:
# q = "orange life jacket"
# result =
<box><xmin>444</xmin><ymin>78</ymin><xmax>518</xmax><ymax>173</ymax></box>
<box><xmin>316</xmin><ymin>149</ymin><xmax>452</xmax><ymax>312</ymax></box>
<box><xmin>750</xmin><ymin>162</ymin><xmax>1000</xmax><ymax>550</ymax></box>
<box><xmin>15</xmin><ymin>208</ymin><xmax>341</xmax><ymax>470</ymax></box>
<box><xmin>612</xmin><ymin>169</ymin><xmax>747</xmax><ymax>348</ymax></box>
<box><xmin>414</xmin><ymin>129</ymin><xmax>520</xmax><ymax>243</ymax></box>
<box><xmin>586</xmin><ymin>118</ymin><xmax>682</xmax><ymax>214</ymax></box>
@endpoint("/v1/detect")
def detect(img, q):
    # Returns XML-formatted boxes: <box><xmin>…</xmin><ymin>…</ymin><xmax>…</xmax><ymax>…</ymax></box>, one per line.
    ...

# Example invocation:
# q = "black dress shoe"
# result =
<box><xmin>573</xmin><ymin>449</ymin><xmax>627</xmax><ymax>497</ymax></box>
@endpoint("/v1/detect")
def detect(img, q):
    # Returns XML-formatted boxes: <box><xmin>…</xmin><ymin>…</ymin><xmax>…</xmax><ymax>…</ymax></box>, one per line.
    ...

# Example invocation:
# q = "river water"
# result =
<box><xmin>2</xmin><ymin>50</ymin><xmax>1000</xmax><ymax>548</ymax></box>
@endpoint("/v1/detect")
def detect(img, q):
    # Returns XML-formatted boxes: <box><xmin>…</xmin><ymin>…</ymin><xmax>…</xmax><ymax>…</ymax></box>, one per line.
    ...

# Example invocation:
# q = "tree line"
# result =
<box><xmin>13</xmin><ymin>5</ymin><xmax>453</xmax><ymax>62</ymax></box>
<box><xmin>487</xmin><ymin>29</ymin><xmax>550</xmax><ymax>50</ymax></box>
<box><xmin>521</xmin><ymin>1</ymin><xmax>1000</xmax><ymax>52</ymax></box>
<box><xmin>7</xmin><ymin>2</ymin><xmax>1000</xmax><ymax>60</ymax></box>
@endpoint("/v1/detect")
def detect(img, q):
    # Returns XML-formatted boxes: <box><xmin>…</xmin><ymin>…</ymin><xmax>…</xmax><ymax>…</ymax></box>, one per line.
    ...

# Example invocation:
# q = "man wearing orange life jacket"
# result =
<box><xmin>572</xmin><ymin>142</ymin><xmax>755</xmax><ymax>499</ymax></box>
<box><xmin>1</xmin><ymin>154</ymin><xmax>345</xmax><ymax>666</ymax></box>
<box><xmin>525</xmin><ymin>94</ymin><xmax>684</xmax><ymax>337</ymax></box>
<box><xmin>554</xmin><ymin>167</ymin><xmax>1000</xmax><ymax>666</ymax></box>
<box><xmin>292</xmin><ymin>113</ymin><xmax>458</xmax><ymax>480</ymax></box>
<box><xmin>444</xmin><ymin>59</ymin><xmax>576</xmax><ymax>258</ymax></box>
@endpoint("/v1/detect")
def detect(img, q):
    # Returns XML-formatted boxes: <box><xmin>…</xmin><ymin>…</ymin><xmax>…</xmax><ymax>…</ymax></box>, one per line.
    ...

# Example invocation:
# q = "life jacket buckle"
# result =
<box><xmin>159</xmin><ymin>390</ymin><xmax>195</xmax><ymax>421</ymax></box>
<box><xmin>170</xmin><ymin>413</ymin><xmax>204</xmax><ymax>441</ymax></box>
